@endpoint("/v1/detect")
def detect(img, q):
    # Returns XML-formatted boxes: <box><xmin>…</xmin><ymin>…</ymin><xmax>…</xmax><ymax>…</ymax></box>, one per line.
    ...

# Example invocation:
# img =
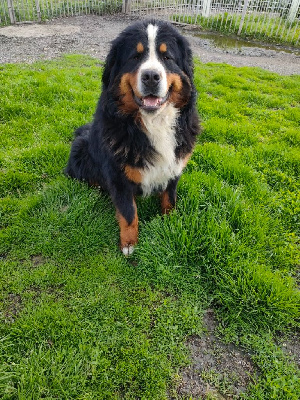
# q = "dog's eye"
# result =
<box><xmin>163</xmin><ymin>55</ymin><xmax>171</xmax><ymax>61</ymax></box>
<box><xmin>133</xmin><ymin>54</ymin><xmax>141</xmax><ymax>60</ymax></box>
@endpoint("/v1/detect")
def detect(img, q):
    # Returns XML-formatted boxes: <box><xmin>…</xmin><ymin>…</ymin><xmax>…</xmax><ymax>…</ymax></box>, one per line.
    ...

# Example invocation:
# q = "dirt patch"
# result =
<box><xmin>0</xmin><ymin>24</ymin><xmax>80</xmax><ymax>38</ymax></box>
<box><xmin>0</xmin><ymin>14</ymin><xmax>130</xmax><ymax>65</ymax></box>
<box><xmin>0</xmin><ymin>14</ymin><xmax>299</xmax><ymax>75</ymax></box>
<box><xmin>278</xmin><ymin>329</ymin><xmax>300</xmax><ymax>368</ymax></box>
<box><xmin>26</xmin><ymin>283</ymin><xmax>65</xmax><ymax>300</ymax></box>
<box><xmin>178</xmin><ymin>309</ymin><xmax>257</xmax><ymax>399</ymax></box>
<box><xmin>1</xmin><ymin>283</ymin><xmax>65</xmax><ymax>323</ymax></box>
<box><xmin>31</xmin><ymin>254</ymin><xmax>47</xmax><ymax>267</ymax></box>
<box><xmin>3</xmin><ymin>293</ymin><xmax>23</xmax><ymax>323</ymax></box>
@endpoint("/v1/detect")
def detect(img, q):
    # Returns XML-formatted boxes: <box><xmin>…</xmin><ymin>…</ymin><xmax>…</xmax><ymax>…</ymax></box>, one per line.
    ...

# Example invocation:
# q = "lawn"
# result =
<box><xmin>0</xmin><ymin>55</ymin><xmax>299</xmax><ymax>399</ymax></box>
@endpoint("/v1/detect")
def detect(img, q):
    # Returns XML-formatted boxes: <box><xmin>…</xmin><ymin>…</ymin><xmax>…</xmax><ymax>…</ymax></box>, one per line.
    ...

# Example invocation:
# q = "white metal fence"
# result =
<box><xmin>1</xmin><ymin>0</ymin><xmax>299</xmax><ymax>45</ymax></box>
<box><xmin>0</xmin><ymin>0</ymin><xmax>122</xmax><ymax>25</ymax></box>
<box><xmin>126</xmin><ymin>0</ymin><xmax>300</xmax><ymax>44</ymax></box>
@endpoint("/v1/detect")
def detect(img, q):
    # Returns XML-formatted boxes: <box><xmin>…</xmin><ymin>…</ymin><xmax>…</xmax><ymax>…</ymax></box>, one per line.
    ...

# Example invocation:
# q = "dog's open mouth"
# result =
<box><xmin>134</xmin><ymin>92</ymin><xmax>170</xmax><ymax>112</ymax></box>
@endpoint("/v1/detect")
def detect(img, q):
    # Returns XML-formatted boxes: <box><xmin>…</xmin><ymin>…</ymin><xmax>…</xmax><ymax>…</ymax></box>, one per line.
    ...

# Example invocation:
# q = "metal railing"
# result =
<box><xmin>1</xmin><ymin>0</ymin><xmax>299</xmax><ymax>45</ymax></box>
<box><xmin>0</xmin><ymin>0</ymin><xmax>122</xmax><ymax>25</ymax></box>
<box><xmin>126</xmin><ymin>0</ymin><xmax>300</xmax><ymax>44</ymax></box>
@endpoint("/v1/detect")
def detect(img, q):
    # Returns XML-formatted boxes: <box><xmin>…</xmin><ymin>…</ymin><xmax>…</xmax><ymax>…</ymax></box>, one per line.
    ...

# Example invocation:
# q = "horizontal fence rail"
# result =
<box><xmin>0</xmin><ymin>0</ymin><xmax>299</xmax><ymax>45</ymax></box>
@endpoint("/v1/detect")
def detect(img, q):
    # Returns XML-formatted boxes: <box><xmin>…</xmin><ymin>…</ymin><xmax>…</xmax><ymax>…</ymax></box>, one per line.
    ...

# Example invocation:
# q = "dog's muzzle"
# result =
<box><xmin>141</xmin><ymin>69</ymin><xmax>161</xmax><ymax>91</ymax></box>
<box><xmin>135</xmin><ymin>68</ymin><xmax>169</xmax><ymax>112</ymax></box>
<box><xmin>134</xmin><ymin>92</ymin><xmax>170</xmax><ymax>112</ymax></box>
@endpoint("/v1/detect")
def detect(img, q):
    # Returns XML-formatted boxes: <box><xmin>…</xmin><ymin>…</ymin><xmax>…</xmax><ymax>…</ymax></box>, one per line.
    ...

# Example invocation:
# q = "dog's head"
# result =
<box><xmin>102</xmin><ymin>20</ymin><xmax>194</xmax><ymax>115</ymax></box>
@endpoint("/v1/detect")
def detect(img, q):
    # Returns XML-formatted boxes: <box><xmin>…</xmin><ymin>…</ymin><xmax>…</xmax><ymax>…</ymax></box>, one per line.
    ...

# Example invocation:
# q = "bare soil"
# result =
<box><xmin>277</xmin><ymin>329</ymin><xmax>300</xmax><ymax>368</ymax></box>
<box><xmin>0</xmin><ymin>14</ymin><xmax>299</xmax><ymax>75</ymax></box>
<box><xmin>3</xmin><ymin>293</ymin><xmax>22</xmax><ymax>323</ymax></box>
<box><xmin>178</xmin><ymin>310</ymin><xmax>257</xmax><ymax>399</ymax></box>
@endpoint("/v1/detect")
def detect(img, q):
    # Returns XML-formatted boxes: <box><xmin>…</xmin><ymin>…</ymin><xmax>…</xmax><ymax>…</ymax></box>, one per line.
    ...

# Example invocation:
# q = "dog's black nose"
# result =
<box><xmin>141</xmin><ymin>70</ymin><xmax>161</xmax><ymax>88</ymax></box>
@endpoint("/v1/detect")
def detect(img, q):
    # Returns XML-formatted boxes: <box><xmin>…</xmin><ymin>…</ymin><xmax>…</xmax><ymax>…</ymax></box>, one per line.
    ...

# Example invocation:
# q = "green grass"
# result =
<box><xmin>0</xmin><ymin>55</ymin><xmax>299</xmax><ymax>399</ymax></box>
<box><xmin>175</xmin><ymin>13</ymin><xmax>300</xmax><ymax>46</ymax></box>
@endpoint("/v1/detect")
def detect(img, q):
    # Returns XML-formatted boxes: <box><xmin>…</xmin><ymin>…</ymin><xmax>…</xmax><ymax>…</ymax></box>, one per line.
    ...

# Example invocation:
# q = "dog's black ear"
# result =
<box><xmin>177</xmin><ymin>36</ymin><xmax>193</xmax><ymax>80</ymax></box>
<box><xmin>102</xmin><ymin>43</ymin><xmax>119</xmax><ymax>89</ymax></box>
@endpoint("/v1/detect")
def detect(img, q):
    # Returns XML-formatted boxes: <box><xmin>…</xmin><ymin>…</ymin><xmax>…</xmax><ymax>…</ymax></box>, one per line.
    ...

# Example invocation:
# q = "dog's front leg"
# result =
<box><xmin>115</xmin><ymin>197</ymin><xmax>138</xmax><ymax>256</ymax></box>
<box><xmin>160</xmin><ymin>177</ymin><xmax>180</xmax><ymax>215</ymax></box>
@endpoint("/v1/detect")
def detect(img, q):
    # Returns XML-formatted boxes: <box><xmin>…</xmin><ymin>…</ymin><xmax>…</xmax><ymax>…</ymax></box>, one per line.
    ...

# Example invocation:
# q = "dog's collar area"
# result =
<box><xmin>133</xmin><ymin>90</ymin><xmax>170</xmax><ymax>112</ymax></box>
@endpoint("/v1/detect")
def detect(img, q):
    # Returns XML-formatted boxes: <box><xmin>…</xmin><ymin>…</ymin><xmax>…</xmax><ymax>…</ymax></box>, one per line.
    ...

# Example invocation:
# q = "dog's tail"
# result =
<box><xmin>65</xmin><ymin>123</ymin><xmax>92</xmax><ymax>180</ymax></box>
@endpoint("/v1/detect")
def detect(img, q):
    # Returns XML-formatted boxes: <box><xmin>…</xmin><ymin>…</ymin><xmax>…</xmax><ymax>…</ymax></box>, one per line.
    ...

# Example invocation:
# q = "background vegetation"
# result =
<box><xmin>0</xmin><ymin>55</ymin><xmax>299</xmax><ymax>399</ymax></box>
<box><xmin>175</xmin><ymin>13</ymin><xmax>300</xmax><ymax>46</ymax></box>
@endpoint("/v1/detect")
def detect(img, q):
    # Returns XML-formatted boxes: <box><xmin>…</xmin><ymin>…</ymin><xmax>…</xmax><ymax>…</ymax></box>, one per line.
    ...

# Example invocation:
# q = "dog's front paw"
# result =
<box><xmin>122</xmin><ymin>245</ymin><xmax>135</xmax><ymax>256</ymax></box>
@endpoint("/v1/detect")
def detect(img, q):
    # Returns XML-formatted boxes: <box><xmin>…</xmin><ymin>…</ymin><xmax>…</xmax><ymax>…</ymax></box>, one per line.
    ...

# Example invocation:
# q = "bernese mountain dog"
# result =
<box><xmin>65</xmin><ymin>19</ymin><xmax>200</xmax><ymax>255</ymax></box>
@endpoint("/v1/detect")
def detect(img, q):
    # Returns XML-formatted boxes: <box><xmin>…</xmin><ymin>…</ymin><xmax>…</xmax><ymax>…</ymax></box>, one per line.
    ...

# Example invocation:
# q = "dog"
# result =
<box><xmin>65</xmin><ymin>19</ymin><xmax>200</xmax><ymax>255</ymax></box>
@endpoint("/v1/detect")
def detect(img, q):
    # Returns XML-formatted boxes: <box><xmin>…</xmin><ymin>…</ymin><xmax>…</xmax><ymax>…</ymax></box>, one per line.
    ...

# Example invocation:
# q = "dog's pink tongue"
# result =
<box><xmin>143</xmin><ymin>96</ymin><xmax>161</xmax><ymax>107</ymax></box>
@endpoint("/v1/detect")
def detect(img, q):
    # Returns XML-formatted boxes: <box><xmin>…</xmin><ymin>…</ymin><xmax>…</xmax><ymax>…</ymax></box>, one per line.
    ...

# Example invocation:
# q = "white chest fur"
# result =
<box><xmin>140</xmin><ymin>103</ymin><xmax>184</xmax><ymax>196</ymax></box>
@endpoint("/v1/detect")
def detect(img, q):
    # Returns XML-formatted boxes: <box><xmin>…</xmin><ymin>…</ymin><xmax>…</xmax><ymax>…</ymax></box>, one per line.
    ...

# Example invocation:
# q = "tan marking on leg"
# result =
<box><xmin>160</xmin><ymin>191</ymin><xmax>175</xmax><ymax>215</ymax></box>
<box><xmin>159</xmin><ymin>43</ymin><xmax>167</xmax><ymax>53</ymax></box>
<box><xmin>137</xmin><ymin>42</ymin><xmax>144</xmax><ymax>53</ymax></box>
<box><xmin>116</xmin><ymin>201</ymin><xmax>138</xmax><ymax>253</ymax></box>
<box><xmin>124</xmin><ymin>165</ymin><xmax>142</xmax><ymax>184</ymax></box>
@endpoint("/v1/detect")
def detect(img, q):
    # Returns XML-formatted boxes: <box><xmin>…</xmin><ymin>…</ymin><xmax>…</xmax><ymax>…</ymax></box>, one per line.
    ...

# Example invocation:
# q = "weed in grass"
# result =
<box><xmin>0</xmin><ymin>55</ymin><xmax>299</xmax><ymax>399</ymax></box>
<box><xmin>242</xmin><ymin>334</ymin><xmax>300</xmax><ymax>400</ymax></box>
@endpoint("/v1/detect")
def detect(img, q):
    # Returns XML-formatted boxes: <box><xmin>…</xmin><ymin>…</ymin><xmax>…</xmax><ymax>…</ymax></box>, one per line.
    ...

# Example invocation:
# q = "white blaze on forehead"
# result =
<box><xmin>147</xmin><ymin>24</ymin><xmax>158</xmax><ymax>60</ymax></box>
<box><xmin>137</xmin><ymin>24</ymin><xmax>168</xmax><ymax>97</ymax></box>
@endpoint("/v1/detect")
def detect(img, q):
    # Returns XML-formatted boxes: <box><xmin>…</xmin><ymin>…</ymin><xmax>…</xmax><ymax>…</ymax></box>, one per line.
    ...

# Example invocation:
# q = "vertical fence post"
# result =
<box><xmin>202</xmin><ymin>0</ymin><xmax>212</xmax><ymax>18</ymax></box>
<box><xmin>122</xmin><ymin>0</ymin><xmax>131</xmax><ymax>13</ymax></box>
<box><xmin>238</xmin><ymin>0</ymin><xmax>249</xmax><ymax>35</ymax></box>
<box><xmin>288</xmin><ymin>0</ymin><xmax>300</xmax><ymax>23</ymax></box>
<box><xmin>7</xmin><ymin>0</ymin><xmax>16</xmax><ymax>24</ymax></box>
<box><xmin>35</xmin><ymin>0</ymin><xmax>42</xmax><ymax>22</ymax></box>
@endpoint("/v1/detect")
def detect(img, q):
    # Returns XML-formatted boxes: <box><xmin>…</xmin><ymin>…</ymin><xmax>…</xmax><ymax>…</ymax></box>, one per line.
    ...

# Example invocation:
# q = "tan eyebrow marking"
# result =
<box><xmin>159</xmin><ymin>43</ymin><xmax>167</xmax><ymax>53</ymax></box>
<box><xmin>137</xmin><ymin>42</ymin><xmax>144</xmax><ymax>53</ymax></box>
